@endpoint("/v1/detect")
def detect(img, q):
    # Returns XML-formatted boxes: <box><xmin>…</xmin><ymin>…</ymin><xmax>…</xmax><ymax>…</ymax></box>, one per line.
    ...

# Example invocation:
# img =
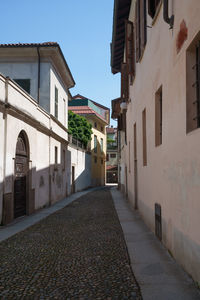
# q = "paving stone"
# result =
<box><xmin>0</xmin><ymin>187</ymin><xmax>142</xmax><ymax>299</ymax></box>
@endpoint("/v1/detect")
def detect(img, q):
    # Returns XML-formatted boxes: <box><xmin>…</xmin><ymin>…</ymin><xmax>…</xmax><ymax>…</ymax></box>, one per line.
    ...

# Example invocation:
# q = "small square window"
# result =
<box><xmin>14</xmin><ymin>79</ymin><xmax>30</xmax><ymax>94</ymax></box>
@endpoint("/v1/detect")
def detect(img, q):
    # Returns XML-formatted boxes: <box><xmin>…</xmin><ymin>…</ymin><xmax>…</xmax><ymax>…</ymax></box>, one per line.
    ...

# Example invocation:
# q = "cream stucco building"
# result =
<box><xmin>0</xmin><ymin>42</ymin><xmax>75</xmax><ymax>225</ymax></box>
<box><xmin>111</xmin><ymin>0</ymin><xmax>200</xmax><ymax>283</ymax></box>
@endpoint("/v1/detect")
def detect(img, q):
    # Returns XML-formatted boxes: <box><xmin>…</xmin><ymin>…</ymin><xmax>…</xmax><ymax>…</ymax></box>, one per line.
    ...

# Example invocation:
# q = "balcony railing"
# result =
<box><xmin>68</xmin><ymin>134</ymin><xmax>91</xmax><ymax>151</ymax></box>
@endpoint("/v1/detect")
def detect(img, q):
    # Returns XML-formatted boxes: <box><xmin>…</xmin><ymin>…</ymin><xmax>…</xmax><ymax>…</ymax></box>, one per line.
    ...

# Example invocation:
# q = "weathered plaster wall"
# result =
<box><xmin>0</xmin><ymin>75</ymin><xmax>69</xmax><ymax>224</ymax></box>
<box><xmin>67</xmin><ymin>145</ymin><xmax>91</xmax><ymax>193</ymax></box>
<box><xmin>0</xmin><ymin>62</ymin><xmax>51</xmax><ymax>112</ymax></box>
<box><xmin>50</xmin><ymin>67</ymin><xmax>68</xmax><ymax>127</ymax></box>
<box><xmin>125</xmin><ymin>0</ymin><xmax>200</xmax><ymax>282</ymax></box>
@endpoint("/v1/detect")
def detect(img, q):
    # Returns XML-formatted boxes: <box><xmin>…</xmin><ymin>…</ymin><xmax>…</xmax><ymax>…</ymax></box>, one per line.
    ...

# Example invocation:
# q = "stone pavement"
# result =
<box><xmin>111</xmin><ymin>188</ymin><xmax>200</xmax><ymax>300</ymax></box>
<box><xmin>0</xmin><ymin>187</ymin><xmax>142</xmax><ymax>299</ymax></box>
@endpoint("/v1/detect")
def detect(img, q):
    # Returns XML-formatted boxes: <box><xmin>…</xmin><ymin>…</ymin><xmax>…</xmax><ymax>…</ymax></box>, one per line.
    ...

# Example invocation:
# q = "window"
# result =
<box><xmin>100</xmin><ymin>138</ymin><xmax>103</xmax><ymax>153</ymax></box>
<box><xmin>94</xmin><ymin>135</ymin><xmax>97</xmax><ymax>153</ymax></box>
<box><xmin>135</xmin><ymin>0</ymin><xmax>147</xmax><ymax>62</ymax></box>
<box><xmin>94</xmin><ymin>156</ymin><xmax>97</xmax><ymax>163</ymax></box>
<box><xmin>148</xmin><ymin>0</ymin><xmax>161</xmax><ymax>19</ymax></box>
<box><xmin>63</xmin><ymin>99</ymin><xmax>66</xmax><ymax>126</ymax></box>
<box><xmin>125</xmin><ymin>21</ymin><xmax>135</xmax><ymax>79</ymax></box>
<box><xmin>110</xmin><ymin>153</ymin><xmax>116</xmax><ymax>158</ymax></box>
<box><xmin>186</xmin><ymin>36</ymin><xmax>200</xmax><ymax>133</ymax></box>
<box><xmin>101</xmin><ymin>126</ymin><xmax>103</xmax><ymax>132</ymax></box>
<box><xmin>155</xmin><ymin>87</ymin><xmax>162</xmax><ymax>146</ymax></box>
<box><xmin>142</xmin><ymin>108</ymin><xmax>147</xmax><ymax>166</ymax></box>
<box><xmin>106</xmin><ymin>154</ymin><xmax>109</xmax><ymax>161</ymax></box>
<box><xmin>94</xmin><ymin>122</ymin><xmax>97</xmax><ymax>128</ymax></box>
<box><xmin>55</xmin><ymin>86</ymin><xmax>58</xmax><ymax>118</ymax></box>
<box><xmin>55</xmin><ymin>146</ymin><xmax>58</xmax><ymax>165</ymax></box>
<box><xmin>62</xmin><ymin>149</ymin><xmax>65</xmax><ymax>171</ymax></box>
<box><xmin>101</xmin><ymin>159</ymin><xmax>103</xmax><ymax>165</ymax></box>
<box><xmin>121</xmin><ymin>62</ymin><xmax>129</xmax><ymax>101</ymax></box>
<box><xmin>14</xmin><ymin>79</ymin><xmax>30</xmax><ymax>94</ymax></box>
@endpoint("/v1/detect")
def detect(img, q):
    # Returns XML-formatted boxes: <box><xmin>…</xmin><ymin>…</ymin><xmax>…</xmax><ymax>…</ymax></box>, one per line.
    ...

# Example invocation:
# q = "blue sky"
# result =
<box><xmin>0</xmin><ymin>0</ymin><xmax>119</xmax><ymax>126</ymax></box>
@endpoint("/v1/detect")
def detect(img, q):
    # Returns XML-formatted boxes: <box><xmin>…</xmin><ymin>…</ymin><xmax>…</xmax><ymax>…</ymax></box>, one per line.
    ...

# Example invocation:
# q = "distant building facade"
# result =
<box><xmin>69</xmin><ymin>94</ymin><xmax>110</xmax><ymax>186</ymax></box>
<box><xmin>111</xmin><ymin>0</ymin><xmax>200</xmax><ymax>283</ymax></box>
<box><xmin>106</xmin><ymin>126</ymin><xmax>118</xmax><ymax>183</ymax></box>
<box><xmin>0</xmin><ymin>42</ymin><xmax>75</xmax><ymax>225</ymax></box>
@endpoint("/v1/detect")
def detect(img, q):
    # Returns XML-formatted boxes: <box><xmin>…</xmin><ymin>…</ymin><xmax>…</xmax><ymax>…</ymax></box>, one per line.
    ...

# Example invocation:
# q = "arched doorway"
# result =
<box><xmin>14</xmin><ymin>131</ymin><xmax>29</xmax><ymax>218</ymax></box>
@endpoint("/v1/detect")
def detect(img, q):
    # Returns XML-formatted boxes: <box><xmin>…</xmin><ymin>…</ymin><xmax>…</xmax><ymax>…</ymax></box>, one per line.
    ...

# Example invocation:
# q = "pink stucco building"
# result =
<box><xmin>111</xmin><ymin>0</ymin><xmax>200</xmax><ymax>283</ymax></box>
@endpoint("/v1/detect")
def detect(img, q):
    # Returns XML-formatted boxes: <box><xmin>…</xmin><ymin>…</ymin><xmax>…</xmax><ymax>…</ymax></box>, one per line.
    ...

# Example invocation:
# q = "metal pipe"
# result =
<box><xmin>163</xmin><ymin>0</ymin><xmax>174</xmax><ymax>29</ymax></box>
<box><xmin>2</xmin><ymin>77</ymin><xmax>9</xmax><ymax>205</ymax></box>
<box><xmin>37</xmin><ymin>46</ymin><xmax>40</xmax><ymax>104</ymax></box>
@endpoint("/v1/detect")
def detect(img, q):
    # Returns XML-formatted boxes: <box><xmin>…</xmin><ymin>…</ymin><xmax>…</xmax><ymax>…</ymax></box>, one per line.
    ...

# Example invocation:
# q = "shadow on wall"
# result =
<box><xmin>0</xmin><ymin>154</ymin><xmax>92</xmax><ymax>226</ymax></box>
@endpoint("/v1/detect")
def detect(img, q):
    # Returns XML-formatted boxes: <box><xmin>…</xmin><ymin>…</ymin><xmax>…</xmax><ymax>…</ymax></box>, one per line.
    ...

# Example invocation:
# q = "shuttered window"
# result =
<box><xmin>142</xmin><ymin>108</ymin><xmax>147</xmax><ymax>166</ymax></box>
<box><xmin>94</xmin><ymin>135</ymin><xmax>97</xmax><ymax>153</ymax></box>
<box><xmin>155</xmin><ymin>87</ymin><xmax>162</xmax><ymax>146</ymax></box>
<box><xmin>125</xmin><ymin>21</ymin><xmax>135</xmax><ymax>77</ymax></box>
<box><xmin>121</xmin><ymin>62</ymin><xmax>129</xmax><ymax>101</ymax></box>
<box><xmin>135</xmin><ymin>0</ymin><xmax>147</xmax><ymax>62</ymax></box>
<box><xmin>186</xmin><ymin>38</ymin><xmax>200</xmax><ymax>133</ymax></box>
<box><xmin>55</xmin><ymin>86</ymin><xmax>58</xmax><ymax>118</ymax></box>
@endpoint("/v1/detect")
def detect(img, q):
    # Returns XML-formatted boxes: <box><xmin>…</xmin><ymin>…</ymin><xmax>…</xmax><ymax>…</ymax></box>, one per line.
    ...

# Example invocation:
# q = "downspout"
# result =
<box><xmin>2</xmin><ymin>77</ymin><xmax>9</xmax><ymax>221</ymax></box>
<box><xmin>37</xmin><ymin>46</ymin><xmax>41</xmax><ymax>104</ymax></box>
<box><xmin>163</xmin><ymin>0</ymin><xmax>174</xmax><ymax>29</ymax></box>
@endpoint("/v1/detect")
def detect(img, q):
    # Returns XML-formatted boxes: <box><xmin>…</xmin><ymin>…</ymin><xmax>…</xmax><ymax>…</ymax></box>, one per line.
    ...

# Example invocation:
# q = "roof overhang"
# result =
<box><xmin>0</xmin><ymin>42</ymin><xmax>75</xmax><ymax>89</ymax></box>
<box><xmin>111</xmin><ymin>0</ymin><xmax>131</xmax><ymax>74</ymax></box>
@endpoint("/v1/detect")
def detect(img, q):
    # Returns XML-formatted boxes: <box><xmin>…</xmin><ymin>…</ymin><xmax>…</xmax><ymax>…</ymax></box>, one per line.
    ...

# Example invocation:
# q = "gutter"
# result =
<box><xmin>3</xmin><ymin>77</ymin><xmax>9</xmax><ymax>201</ymax></box>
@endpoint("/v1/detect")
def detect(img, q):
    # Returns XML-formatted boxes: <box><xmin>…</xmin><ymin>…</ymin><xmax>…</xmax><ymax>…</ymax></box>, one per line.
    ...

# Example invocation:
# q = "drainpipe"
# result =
<box><xmin>37</xmin><ymin>46</ymin><xmax>41</xmax><ymax>104</ymax></box>
<box><xmin>2</xmin><ymin>77</ymin><xmax>9</xmax><ymax>215</ymax></box>
<box><xmin>163</xmin><ymin>0</ymin><xmax>174</xmax><ymax>29</ymax></box>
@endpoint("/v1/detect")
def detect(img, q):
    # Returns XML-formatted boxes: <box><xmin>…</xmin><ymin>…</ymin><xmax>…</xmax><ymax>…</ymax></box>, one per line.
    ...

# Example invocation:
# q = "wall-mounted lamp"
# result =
<box><xmin>120</xmin><ymin>102</ymin><xmax>127</xmax><ymax>110</ymax></box>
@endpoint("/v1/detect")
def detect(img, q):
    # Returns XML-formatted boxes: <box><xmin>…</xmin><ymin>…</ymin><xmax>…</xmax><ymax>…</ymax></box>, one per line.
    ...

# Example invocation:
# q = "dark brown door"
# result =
<box><xmin>14</xmin><ymin>133</ymin><xmax>28</xmax><ymax>218</ymax></box>
<box><xmin>72</xmin><ymin>166</ymin><xmax>75</xmax><ymax>194</ymax></box>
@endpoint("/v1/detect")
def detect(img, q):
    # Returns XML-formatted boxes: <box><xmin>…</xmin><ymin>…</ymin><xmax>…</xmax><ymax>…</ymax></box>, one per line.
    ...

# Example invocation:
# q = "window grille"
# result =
<box><xmin>192</xmin><ymin>41</ymin><xmax>200</xmax><ymax>127</ymax></box>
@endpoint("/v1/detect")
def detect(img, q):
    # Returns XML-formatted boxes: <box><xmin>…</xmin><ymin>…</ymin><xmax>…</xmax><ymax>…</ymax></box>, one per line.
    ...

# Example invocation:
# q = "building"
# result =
<box><xmin>111</xmin><ymin>0</ymin><xmax>200</xmax><ymax>283</ymax></box>
<box><xmin>69</xmin><ymin>94</ymin><xmax>109</xmax><ymax>186</ymax></box>
<box><xmin>0</xmin><ymin>42</ymin><xmax>75</xmax><ymax>225</ymax></box>
<box><xmin>106</xmin><ymin>126</ymin><xmax>118</xmax><ymax>183</ymax></box>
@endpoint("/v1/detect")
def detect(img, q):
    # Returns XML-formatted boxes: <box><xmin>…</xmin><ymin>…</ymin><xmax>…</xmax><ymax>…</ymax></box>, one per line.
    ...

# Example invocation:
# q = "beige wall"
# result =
<box><xmin>0</xmin><ymin>74</ymin><xmax>69</xmax><ymax>224</ymax></box>
<box><xmin>87</xmin><ymin>116</ymin><xmax>106</xmax><ymax>186</ymax></box>
<box><xmin>125</xmin><ymin>0</ymin><xmax>200</xmax><ymax>282</ymax></box>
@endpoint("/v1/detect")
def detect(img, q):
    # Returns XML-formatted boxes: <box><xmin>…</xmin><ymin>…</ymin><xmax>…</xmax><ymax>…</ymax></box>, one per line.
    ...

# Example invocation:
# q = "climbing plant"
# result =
<box><xmin>68</xmin><ymin>110</ymin><xmax>93</xmax><ymax>146</ymax></box>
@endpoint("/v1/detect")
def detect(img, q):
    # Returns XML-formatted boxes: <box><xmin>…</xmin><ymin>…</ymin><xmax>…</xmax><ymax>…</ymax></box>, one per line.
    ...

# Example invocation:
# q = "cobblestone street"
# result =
<box><xmin>0</xmin><ymin>187</ymin><xmax>142</xmax><ymax>299</ymax></box>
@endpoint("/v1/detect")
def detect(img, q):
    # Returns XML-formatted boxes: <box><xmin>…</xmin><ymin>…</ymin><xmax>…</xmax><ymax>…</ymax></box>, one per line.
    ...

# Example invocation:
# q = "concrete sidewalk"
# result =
<box><xmin>0</xmin><ymin>186</ymin><xmax>101</xmax><ymax>243</ymax></box>
<box><xmin>111</xmin><ymin>187</ymin><xmax>200</xmax><ymax>300</ymax></box>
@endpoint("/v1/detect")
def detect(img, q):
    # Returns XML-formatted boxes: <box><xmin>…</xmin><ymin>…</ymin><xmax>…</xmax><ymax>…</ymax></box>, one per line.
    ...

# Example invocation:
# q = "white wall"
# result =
<box><xmin>0</xmin><ymin>74</ymin><xmax>70</xmax><ymax>224</ymax></box>
<box><xmin>67</xmin><ymin>145</ymin><xmax>91</xmax><ymax>193</ymax></box>
<box><xmin>50</xmin><ymin>67</ymin><xmax>68</xmax><ymax>128</ymax></box>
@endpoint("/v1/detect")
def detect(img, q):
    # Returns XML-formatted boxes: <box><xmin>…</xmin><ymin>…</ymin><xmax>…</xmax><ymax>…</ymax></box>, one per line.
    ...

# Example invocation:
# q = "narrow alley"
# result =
<box><xmin>0</xmin><ymin>186</ymin><xmax>200</xmax><ymax>299</ymax></box>
<box><xmin>0</xmin><ymin>187</ymin><xmax>141</xmax><ymax>300</ymax></box>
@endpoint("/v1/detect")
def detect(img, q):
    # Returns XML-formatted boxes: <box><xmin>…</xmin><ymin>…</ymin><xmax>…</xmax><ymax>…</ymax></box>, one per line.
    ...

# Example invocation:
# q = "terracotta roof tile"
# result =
<box><xmin>69</xmin><ymin>106</ymin><xmax>108</xmax><ymax>124</ymax></box>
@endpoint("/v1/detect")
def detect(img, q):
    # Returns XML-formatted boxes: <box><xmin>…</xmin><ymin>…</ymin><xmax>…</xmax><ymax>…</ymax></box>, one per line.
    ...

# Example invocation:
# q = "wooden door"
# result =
<box><xmin>72</xmin><ymin>166</ymin><xmax>75</xmax><ymax>194</ymax></box>
<box><xmin>14</xmin><ymin>133</ymin><xmax>28</xmax><ymax>218</ymax></box>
